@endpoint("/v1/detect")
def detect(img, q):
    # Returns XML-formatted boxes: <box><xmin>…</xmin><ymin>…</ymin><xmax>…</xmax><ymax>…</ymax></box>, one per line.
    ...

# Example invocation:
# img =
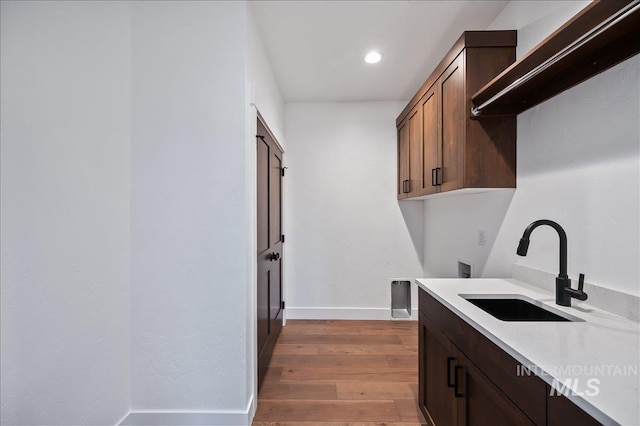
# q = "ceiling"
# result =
<box><xmin>250</xmin><ymin>1</ymin><xmax>510</xmax><ymax>102</ymax></box>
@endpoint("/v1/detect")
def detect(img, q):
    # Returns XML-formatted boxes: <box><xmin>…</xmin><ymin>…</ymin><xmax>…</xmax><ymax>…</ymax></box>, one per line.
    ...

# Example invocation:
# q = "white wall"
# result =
<box><xmin>247</xmin><ymin>4</ymin><xmax>286</xmax><ymax>147</ymax></box>
<box><xmin>245</xmin><ymin>6</ymin><xmax>287</xmax><ymax>420</ymax></box>
<box><xmin>128</xmin><ymin>1</ymin><xmax>251</xmax><ymax>422</ymax></box>
<box><xmin>0</xmin><ymin>1</ymin><xmax>131</xmax><ymax>424</ymax></box>
<box><xmin>2</xmin><ymin>1</ymin><xmax>280</xmax><ymax>423</ymax></box>
<box><xmin>284</xmin><ymin>102</ymin><xmax>424</xmax><ymax>319</ymax></box>
<box><xmin>423</xmin><ymin>1</ymin><xmax>640</xmax><ymax>297</ymax></box>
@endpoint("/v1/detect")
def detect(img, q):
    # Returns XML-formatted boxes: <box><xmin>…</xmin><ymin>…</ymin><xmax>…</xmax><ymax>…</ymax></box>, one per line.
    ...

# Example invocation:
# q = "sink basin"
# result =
<box><xmin>460</xmin><ymin>294</ymin><xmax>583</xmax><ymax>322</ymax></box>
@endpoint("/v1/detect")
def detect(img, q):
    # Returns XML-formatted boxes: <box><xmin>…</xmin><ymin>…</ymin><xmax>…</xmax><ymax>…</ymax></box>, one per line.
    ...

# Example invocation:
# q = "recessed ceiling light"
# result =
<box><xmin>365</xmin><ymin>51</ymin><xmax>382</xmax><ymax>64</ymax></box>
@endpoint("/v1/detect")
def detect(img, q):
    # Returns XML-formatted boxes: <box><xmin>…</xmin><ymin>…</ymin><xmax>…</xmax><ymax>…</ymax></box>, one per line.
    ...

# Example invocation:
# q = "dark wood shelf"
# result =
<box><xmin>471</xmin><ymin>0</ymin><xmax>640</xmax><ymax>117</ymax></box>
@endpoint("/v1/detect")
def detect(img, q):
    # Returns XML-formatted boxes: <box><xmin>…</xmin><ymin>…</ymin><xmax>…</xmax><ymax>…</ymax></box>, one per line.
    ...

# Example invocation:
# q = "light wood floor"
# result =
<box><xmin>252</xmin><ymin>319</ymin><xmax>427</xmax><ymax>425</ymax></box>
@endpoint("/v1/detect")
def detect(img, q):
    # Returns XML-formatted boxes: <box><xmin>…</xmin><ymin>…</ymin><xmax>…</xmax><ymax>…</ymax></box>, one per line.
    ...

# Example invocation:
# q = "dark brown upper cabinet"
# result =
<box><xmin>471</xmin><ymin>0</ymin><xmax>640</xmax><ymax>117</ymax></box>
<box><xmin>397</xmin><ymin>31</ymin><xmax>517</xmax><ymax>200</ymax></box>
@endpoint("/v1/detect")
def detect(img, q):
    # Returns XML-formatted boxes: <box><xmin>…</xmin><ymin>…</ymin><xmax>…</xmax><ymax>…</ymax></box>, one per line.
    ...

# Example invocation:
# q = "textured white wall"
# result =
<box><xmin>245</xmin><ymin>6</ymin><xmax>287</xmax><ymax>419</ymax></box>
<box><xmin>129</xmin><ymin>0</ymin><xmax>250</xmax><ymax>417</ymax></box>
<box><xmin>423</xmin><ymin>1</ymin><xmax>640</xmax><ymax>297</ymax></box>
<box><xmin>247</xmin><ymin>5</ymin><xmax>286</xmax><ymax>147</ymax></box>
<box><xmin>284</xmin><ymin>102</ymin><xmax>424</xmax><ymax>318</ymax></box>
<box><xmin>0</xmin><ymin>1</ymin><xmax>131</xmax><ymax>424</ymax></box>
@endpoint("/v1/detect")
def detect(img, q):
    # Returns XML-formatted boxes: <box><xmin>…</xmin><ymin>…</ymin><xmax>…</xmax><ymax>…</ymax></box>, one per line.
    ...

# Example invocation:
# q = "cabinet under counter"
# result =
<box><xmin>416</xmin><ymin>278</ymin><xmax>639</xmax><ymax>426</ymax></box>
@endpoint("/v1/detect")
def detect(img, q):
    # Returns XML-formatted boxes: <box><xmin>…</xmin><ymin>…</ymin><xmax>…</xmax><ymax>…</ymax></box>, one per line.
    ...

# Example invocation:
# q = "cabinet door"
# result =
<box><xmin>456</xmin><ymin>351</ymin><xmax>536</xmax><ymax>426</ymax></box>
<box><xmin>397</xmin><ymin>118</ymin><xmax>409</xmax><ymax>199</ymax></box>
<box><xmin>407</xmin><ymin>106</ymin><xmax>422</xmax><ymax>197</ymax></box>
<box><xmin>421</xmin><ymin>85</ymin><xmax>439</xmax><ymax>195</ymax></box>
<box><xmin>547</xmin><ymin>389</ymin><xmax>602</xmax><ymax>426</ymax></box>
<box><xmin>420</xmin><ymin>314</ymin><xmax>457</xmax><ymax>426</ymax></box>
<box><xmin>439</xmin><ymin>53</ymin><xmax>465</xmax><ymax>192</ymax></box>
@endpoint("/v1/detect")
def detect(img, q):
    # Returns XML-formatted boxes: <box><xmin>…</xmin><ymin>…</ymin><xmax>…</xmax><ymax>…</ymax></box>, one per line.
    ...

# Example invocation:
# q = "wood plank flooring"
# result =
<box><xmin>253</xmin><ymin>320</ymin><xmax>427</xmax><ymax>425</ymax></box>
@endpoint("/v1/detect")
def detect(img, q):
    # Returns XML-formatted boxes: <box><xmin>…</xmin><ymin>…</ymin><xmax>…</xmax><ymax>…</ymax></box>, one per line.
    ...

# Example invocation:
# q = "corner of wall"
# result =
<box><xmin>244</xmin><ymin>5</ymin><xmax>287</xmax><ymax>418</ymax></box>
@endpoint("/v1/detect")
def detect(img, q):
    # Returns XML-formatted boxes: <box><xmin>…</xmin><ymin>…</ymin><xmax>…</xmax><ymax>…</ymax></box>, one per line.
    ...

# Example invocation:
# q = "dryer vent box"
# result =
<box><xmin>391</xmin><ymin>280</ymin><xmax>411</xmax><ymax>319</ymax></box>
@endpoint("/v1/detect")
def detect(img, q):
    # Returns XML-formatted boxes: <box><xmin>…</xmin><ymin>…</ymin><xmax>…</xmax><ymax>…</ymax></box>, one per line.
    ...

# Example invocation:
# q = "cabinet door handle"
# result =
<box><xmin>431</xmin><ymin>169</ymin><xmax>438</xmax><ymax>187</ymax></box>
<box><xmin>454</xmin><ymin>365</ymin><xmax>464</xmax><ymax>398</ymax></box>
<box><xmin>446</xmin><ymin>356</ymin><xmax>455</xmax><ymax>387</ymax></box>
<box><xmin>435</xmin><ymin>167</ymin><xmax>442</xmax><ymax>186</ymax></box>
<box><xmin>402</xmin><ymin>180</ymin><xmax>410</xmax><ymax>193</ymax></box>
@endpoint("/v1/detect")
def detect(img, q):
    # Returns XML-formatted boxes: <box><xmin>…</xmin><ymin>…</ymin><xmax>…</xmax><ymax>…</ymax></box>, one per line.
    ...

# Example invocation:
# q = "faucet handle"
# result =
<box><xmin>569</xmin><ymin>273</ymin><xmax>588</xmax><ymax>301</ymax></box>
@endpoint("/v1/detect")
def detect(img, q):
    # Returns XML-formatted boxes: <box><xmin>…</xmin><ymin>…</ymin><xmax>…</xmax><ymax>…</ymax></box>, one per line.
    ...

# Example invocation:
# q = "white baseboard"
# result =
<box><xmin>248</xmin><ymin>394</ymin><xmax>257</xmax><ymax>424</ymax></box>
<box><xmin>120</xmin><ymin>412</ymin><xmax>248</xmax><ymax>425</ymax></box>
<box><xmin>285</xmin><ymin>307</ymin><xmax>418</xmax><ymax>321</ymax></box>
<box><xmin>120</xmin><ymin>396</ymin><xmax>255</xmax><ymax>426</ymax></box>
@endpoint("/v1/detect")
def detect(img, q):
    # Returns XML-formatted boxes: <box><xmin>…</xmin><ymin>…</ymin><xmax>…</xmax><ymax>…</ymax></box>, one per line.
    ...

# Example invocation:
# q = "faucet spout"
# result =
<box><xmin>516</xmin><ymin>219</ymin><xmax>587</xmax><ymax>307</ymax></box>
<box><xmin>517</xmin><ymin>219</ymin><xmax>568</xmax><ymax>277</ymax></box>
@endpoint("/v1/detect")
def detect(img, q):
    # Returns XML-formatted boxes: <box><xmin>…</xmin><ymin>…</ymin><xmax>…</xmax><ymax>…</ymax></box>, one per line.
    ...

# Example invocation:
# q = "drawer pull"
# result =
<box><xmin>446</xmin><ymin>356</ymin><xmax>456</xmax><ymax>387</ymax></box>
<box><xmin>454</xmin><ymin>365</ymin><xmax>464</xmax><ymax>398</ymax></box>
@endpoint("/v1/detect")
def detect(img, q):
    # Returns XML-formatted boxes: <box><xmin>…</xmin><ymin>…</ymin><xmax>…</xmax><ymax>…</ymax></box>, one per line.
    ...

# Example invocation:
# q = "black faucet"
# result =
<box><xmin>516</xmin><ymin>219</ymin><xmax>588</xmax><ymax>307</ymax></box>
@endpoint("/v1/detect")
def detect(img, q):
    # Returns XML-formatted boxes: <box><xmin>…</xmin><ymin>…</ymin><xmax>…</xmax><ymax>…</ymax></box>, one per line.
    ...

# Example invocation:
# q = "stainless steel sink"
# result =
<box><xmin>459</xmin><ymin>294</ymin><xmax>583</xmax><ymax>322</ymax></box>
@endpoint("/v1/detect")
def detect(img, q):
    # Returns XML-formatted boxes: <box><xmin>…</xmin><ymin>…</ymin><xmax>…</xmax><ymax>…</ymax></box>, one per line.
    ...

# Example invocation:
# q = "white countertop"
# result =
<box><xmin>416</xmin><ymin>278</ymin><xmax>640</xmax><ymax>426</ymax></box>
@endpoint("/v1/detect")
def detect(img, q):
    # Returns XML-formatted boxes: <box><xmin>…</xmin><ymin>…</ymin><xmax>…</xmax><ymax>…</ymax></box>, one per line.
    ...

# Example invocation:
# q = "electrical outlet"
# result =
<box><xmin>478</xmin><ymin>230</ymin><xmax>487</xmax><ymax>246</ymax></box>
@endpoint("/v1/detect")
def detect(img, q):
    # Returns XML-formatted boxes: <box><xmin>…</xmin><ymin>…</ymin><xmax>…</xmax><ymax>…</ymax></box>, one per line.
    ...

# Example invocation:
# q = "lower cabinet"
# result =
<box><xmin>547</xmin><ymin>389</ymin><xmax>603</xmax><ymax>426</ymax></box>
<box><xmin>420</xmin><ymin>313</ymin><xmax>534</xmax><ymax>426</ymax></box>
<box><xmin>420</xmin><ymin>316</ymin><xmax>457</xmax><ymax>425</ymax></box>
<box><xmin>419</xmin><ymin>289</ymin><xmax>603</xmax><ymax>426</ymax></box>
<box><xmin>457</xmin><ymin>348</ymin><xmax>535</xmax><ymax>426</ymax></box>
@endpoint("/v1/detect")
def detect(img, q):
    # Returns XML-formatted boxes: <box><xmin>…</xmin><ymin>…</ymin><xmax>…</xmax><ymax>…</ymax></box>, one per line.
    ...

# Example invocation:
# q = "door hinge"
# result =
<box><xmin>281</xmin><ymin>301</ymin><xmax>285</xmax><ymax>309</ymax></box>
<box><xmin>282</xmin><ymin>166</ymin><xmax>288</xmax><ymax>177</ymax></box>
<box><xmin>281</xmin><ymin>234</ymin><xmax>285</xmax><ymax>243</ymax></box>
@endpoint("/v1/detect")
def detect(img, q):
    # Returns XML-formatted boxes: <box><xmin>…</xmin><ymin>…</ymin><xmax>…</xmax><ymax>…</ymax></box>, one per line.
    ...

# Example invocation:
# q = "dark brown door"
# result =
<box><xmin>407</xmin><ymin>106</ymin><xmax>422</xmax><ymax>197</ymax></box>
<box><xmin>256</xmin><ymin>117</ymin><xmax>283</xmax><ymax>390</ymax></box>
<box><xmin>547</xmin><ymin>389</ymin><xmax>602</xmax><ymax>426</ymax></box>
<box><xmin>420</xmin><ymin>314</ymin><xmax>458</xmax><ymax>426</ymax></box>
<box><xmin>397</xmin><ymin>118</ymin><xmax>409</xmax><ymax>199</ymax></box>
<box><xmin>440</xmin><ymin>52</ymin><xmax>465</xmax><ymax>192</ymax></box>
<box><xmin>421</xmin><ymin>86</ymin><xmax>439</xmax><ymax>196</ymax></box>
<box><xmin>456</xmin><ymin>351</ymin><xmax>535</xmax><ymax>426</ymax></box>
